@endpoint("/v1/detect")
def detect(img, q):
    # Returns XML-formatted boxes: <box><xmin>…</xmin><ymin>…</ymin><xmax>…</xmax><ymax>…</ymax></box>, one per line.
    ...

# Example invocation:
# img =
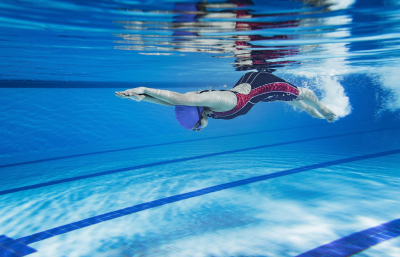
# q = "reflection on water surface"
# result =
<box><xmin>1</xmin><ymin>0</ymin><xmax>400</xmax><ymax>79</ymax></box>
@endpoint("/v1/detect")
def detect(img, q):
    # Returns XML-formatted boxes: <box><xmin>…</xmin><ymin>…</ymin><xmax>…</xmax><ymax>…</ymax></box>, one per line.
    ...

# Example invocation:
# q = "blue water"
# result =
<box><xmin>1</xmin><ymin>0</ymin><xmax>400</xmax><ymax>257</ymax></box>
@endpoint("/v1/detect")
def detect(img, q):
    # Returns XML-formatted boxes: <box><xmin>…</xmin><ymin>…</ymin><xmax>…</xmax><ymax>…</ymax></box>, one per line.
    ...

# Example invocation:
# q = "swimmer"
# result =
<box><xmin>116</xmin><ymin>72</ymin><xmax>336</xmax><ymax>131</ymax></box>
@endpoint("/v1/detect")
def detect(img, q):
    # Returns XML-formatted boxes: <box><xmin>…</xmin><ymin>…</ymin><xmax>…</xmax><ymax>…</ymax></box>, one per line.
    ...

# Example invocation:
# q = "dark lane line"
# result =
<box><xmin>0</xmin><ymin>126</ymin><xmax>399</xmax><ymax>197</ymax></box>
<box><xmin>0</xmin><ymin>121</ymin><xmax>367</xmax><ymax>169</ymax></box>
<box><xmin>296</xmin><ymin>218</ymin><xmax>400</xmax><ymax>257</ymax></box>
<box><xmin>16</xmin><ymin>148</ymin><xmax>400</xmax><ymax>246</ymax></box>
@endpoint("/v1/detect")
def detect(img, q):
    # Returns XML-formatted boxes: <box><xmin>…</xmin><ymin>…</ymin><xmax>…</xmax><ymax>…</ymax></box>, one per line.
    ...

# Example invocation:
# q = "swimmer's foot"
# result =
<box><xmin>327</xmin><ymin>113</ymin><xmax>336</xmax><ymax>122</ymax></box>
<box><xmin>316</xmin><ymin>105</ymin><xmax>337</xmax><ymax>122</ymax></box>
<box><xmin>325</xmin><ymin>111</ymin><xmax>336</xmax><ymax>122</ymax></box>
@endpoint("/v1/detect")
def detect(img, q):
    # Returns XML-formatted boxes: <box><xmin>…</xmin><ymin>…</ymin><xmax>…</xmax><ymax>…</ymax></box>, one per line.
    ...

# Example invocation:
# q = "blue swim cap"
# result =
<box><xmin>175</xmin><ymin>105</ymin><xmax>203</xmax><ymax>130</ymax></box>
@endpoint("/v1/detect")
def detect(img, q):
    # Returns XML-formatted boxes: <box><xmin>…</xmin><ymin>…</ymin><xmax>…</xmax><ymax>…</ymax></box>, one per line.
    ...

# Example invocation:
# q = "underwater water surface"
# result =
<box><xmin>1</xmin><ymin>0</ymin><xmax>400</xmax><ymax>257</ymax></box>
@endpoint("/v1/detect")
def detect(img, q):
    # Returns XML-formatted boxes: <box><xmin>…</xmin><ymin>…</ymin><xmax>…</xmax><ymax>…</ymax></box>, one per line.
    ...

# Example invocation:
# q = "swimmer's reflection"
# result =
<box><xmin>172</xmin><ymin>0</ymin><xmax>300</xmax><ymax>71</ymax></box>
<box><xmin>116</xmin><ymin>0</ymin><xmax>302</xmax><ymax>71</ymax></box>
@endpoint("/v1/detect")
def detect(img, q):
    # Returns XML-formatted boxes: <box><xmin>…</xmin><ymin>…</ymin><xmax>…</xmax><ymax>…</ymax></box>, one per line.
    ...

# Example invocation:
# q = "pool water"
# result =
<box><xmin>1</xmin><ymin>0</ymin><xmax>400</xmax><ymax>257</ymax></box>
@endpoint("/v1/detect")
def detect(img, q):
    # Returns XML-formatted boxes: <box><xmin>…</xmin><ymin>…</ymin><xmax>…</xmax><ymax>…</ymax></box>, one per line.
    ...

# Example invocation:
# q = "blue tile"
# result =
<box><xmin>358</xmin><ymin>228</ymin><xmax>381</xmax><ymax>236</ymax></box>
<box><xmin>352</xmin><ymin>241</ymin><xmax>370</xmax><ymax>249</ymax></box>
<box><xmin>387</xmin><ymin>228</ymin><xmax>400</xmax><ymax>234</ymax></box>
<box><xmin>4</xmin><ymin>241</ymin><xmax>37</xmax><ymax>255</ymax></box>
<box><xmin>133</xmin><ymin>206</ymin><xmax>148</xmax><ymax>211</ymax></box>
<box><xmin>109</xmin><ymin>213</ymin><xmax>123</xmax><ymax>218</ymax></box>
<box><xmin>0</xmin><ymin>237</ymin><xmax>14</xmax><ymax>246</ymax></box>
<box><xmin>31</xmin><ymin>232</ymin><xmax>54</xmax><ymax>240</ymax></box>
<box><xmin>46</xmin><ymin>228</ymin><xmax>68</xmax><ymax>236</ymax></box>
<box><xmin>389</xmin><ymin>222</ymin><xmax>400</xmax><ymax>228</ymax></box>
<box><xmin>302</xmin><ymin>247</ymin><xmax>333</xmax><ymax>256</ymax></box>
<box><xmin>358</xmin><ymin>230</ymin><xmax>379</xmax><ymax>237</ymax></box>
<box><xmin>346</xmin><ymin>244</ymin><xmax>365</xmax><ymax>250</ymax></box>
<box><xmin>97</xmin><ymin>215</ymin><xmax>115</xmax><ymax>221</ymax></box>
<box><xmin>148</xmin><ymin>199</ymin><xmax>166</xmax><ymax>206</ymax></box>
<box><xmin>298</xmin><ymin>218</ymin><xmax>400</xmax><ymax>257</ymax></box>
<box><xmin>1</xmin><ymin>240</ymin><xmax>19</xmax><ymax>248</ymax></box>
<box><xmin>0</xmin><ymin>247</ymin><xmax>20</xmax><ymax>257</ymax></box>
<box><xmin>124</xmin><ymin>207</ymin><xmax>142</xmax><ymax>212</ymax></box>
<box><xmin>321</xmin><ymin>240</ymin><xmax>348</xmax><ymax>250</ymax></box>
<box><xmin>172</xmin><ymin>195</ymin><xmax>192</xmax><ymax>201</ymax></box>
<box><xmin>0</xmin><ymin>236</ymin><xmax>11</xmax><ymax>244</ymax></box>
<box><xmin>116</xmin><ymin>210</ymin><xmax>132</xmax><ymax>215</ymax></box>
<box><xmin>323</xmin><ymin>250</ymin><xmax>345</xmax><ymax>257</ymax></box>
<box><xmin>390</xmin><ymin>219</ymin><xmax>400</xmax><ymax>225</ymax></box>
<box><xmin>16</xmin><ymin>236</ymin><xmax>40</xmax><ymax>245</ymax></box>
<box><xmin>57</xmin><ymin>224</ymin><xmax>79</xmax><ymax>232</ymax></box>
<box><xmin>123</xmin><ymin>207</ymin><xmax>142</xmax><ymax>212</ymax></box>
<box><xmin>373</xmin><ymin>233</ymin><xmax>392</xmax><ymax>240</ymax></box>
<box><xmin>381</xmin><ymin>231</ymin><xmax>399</xmax><ymax>238</ymax></box>
<box><xmin>357</xmin><ymin>236</ymin><xmax>385</xmax><ymax>246</ymax></box>
<box><xmin>71</xmin><ymin>221</ymin><xmax>92</xmax><ymax>228</ymax></box>
<box><xmin>341</xmin><ymin>233</ymin><xmax>366</xmax><ymax>243</ymax></box>
<box><xmin>108</xmin><ymin>212</ymin><xmax>122</xmax><ymax>217</ymax></box>
<box><xmin>333</xmin><ymin>244</ymin><xmax>364</xmax><ymax>256</ymax></box>
<box><xmin>84</xmin><ymin>218</ymin><xmax>102</xmax><ymax>225</ymax></box>
<box><xmin>371</xmin><ymin>225</ymin><xmax>387</xmax><ymax>231</ymax></box>
<box><xmin>118</xmin><ymin>209</ymin><xmax>133</xmax><ymax>215</ymax></box>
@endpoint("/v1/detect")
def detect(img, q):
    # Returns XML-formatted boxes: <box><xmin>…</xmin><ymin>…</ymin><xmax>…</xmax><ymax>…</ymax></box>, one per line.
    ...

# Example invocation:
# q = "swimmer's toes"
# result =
<box><xmin>327</xmin><ymin>114</ymin><xmax>336</xmax><ymax>122</ymax></box>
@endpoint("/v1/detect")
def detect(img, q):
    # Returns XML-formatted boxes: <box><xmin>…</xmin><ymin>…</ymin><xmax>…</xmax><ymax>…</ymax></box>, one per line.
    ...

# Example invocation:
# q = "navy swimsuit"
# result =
<box><xmin>208</xmin><ymin>72</ymin><xmax>299</xmax><ymax>120</ymax></box>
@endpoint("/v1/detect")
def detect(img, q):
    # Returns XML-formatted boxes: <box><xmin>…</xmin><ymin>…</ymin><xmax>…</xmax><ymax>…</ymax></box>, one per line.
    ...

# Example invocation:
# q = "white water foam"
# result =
<box><xmin>375</xmin><ymin>66</ymin><xmax>400</xmax><ymax>112</ymax></box>
<box><xmin>318</xmin><ymin>75</ymin><xmax>352</xmax><ymax>118</ymax></box>
<box><xmin>282</xmin><ymin>6</ymin><xmax>353</xmax><ymax>120</ymax></box>
<box><xmin>289</xmin><ymin>73</ymin><xmax>352</xmax><ymax>119</ymax></box>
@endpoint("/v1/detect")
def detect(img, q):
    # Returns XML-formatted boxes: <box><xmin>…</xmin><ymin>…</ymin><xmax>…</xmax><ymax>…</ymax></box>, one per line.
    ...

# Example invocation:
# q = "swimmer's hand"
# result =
<box><xmin>115</xmin><ymin>88</ymin><xmax>146</xmax><ymax>102</ymax></box>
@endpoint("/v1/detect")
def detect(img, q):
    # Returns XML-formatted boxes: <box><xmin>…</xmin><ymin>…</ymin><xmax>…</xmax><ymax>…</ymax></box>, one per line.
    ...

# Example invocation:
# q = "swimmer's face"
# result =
<box><xmin>192</xmin><ymin>110</ymin><xmax>208</xmax><ymax>132</ymax></box>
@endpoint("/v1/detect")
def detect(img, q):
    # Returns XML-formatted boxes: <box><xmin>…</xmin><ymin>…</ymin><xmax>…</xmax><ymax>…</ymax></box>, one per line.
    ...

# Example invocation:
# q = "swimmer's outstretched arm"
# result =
<box><xmin>116</xmin><ymin>92</ymin><xmax>174</xmax><ymax>106</ymax></box>
<box><xmin>116</xmin><ymin>87</ymin><xmax>235</xmax><ymax>112</ymax></box>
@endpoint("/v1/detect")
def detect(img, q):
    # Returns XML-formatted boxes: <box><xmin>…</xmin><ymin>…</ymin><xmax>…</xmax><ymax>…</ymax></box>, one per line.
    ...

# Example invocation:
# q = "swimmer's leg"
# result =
<box><xmin>285</xmin><ymin>101</ymin><xmax>324</xmax><ymax>119</ymax></box>
<box><xmin>297</xmin><ymin>88</ymin><xmax>336</xmax><ymax>122</ymax></box>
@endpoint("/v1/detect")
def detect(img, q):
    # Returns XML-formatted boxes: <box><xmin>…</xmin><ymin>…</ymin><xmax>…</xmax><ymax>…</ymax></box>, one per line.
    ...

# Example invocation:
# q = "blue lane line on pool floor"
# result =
<box><xmin>1</xmin><ymin>126</ymin><xmax>399</xmax><ymax>197</ymax></box>
<box><xmin>0</xmin><ymin>235</ymin><xmax>36</xmax><ymax>257</ymax></box>
<box><xmin>13</xmin><ymin>148</ymin><xmax>400</xmax><ymax>249</ymax></box>
<box><xmin>296</xmin><ymin>218</ymin><xmax>400</xmax><ymax>257</ymax></box>
<box><xmin>0</xmin><ymin>121</ymin><xmax>362</xmax><ymax>169</ymax></box>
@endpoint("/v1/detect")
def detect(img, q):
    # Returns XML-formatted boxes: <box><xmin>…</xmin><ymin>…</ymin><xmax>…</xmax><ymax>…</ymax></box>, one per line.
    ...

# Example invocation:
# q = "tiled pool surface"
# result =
<box><xmin>1</xmin><ymin>120</ymin><xmax>400</xmax><ymax>257</ymax></box>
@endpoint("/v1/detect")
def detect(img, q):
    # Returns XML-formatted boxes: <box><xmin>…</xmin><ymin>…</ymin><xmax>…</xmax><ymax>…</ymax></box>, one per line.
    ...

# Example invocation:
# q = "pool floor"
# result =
<box><xmin>1</xmin><ymin>120</ymin><xmax>400</xmax><ymax>257</ymax></box>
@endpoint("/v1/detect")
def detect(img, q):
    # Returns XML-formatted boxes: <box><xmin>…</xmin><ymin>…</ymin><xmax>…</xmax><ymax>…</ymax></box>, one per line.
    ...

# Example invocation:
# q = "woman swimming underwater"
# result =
<box><xmin>115</xmin><ymin>72</ymin><xmax>336</xmax><ymax>131</ymax></box>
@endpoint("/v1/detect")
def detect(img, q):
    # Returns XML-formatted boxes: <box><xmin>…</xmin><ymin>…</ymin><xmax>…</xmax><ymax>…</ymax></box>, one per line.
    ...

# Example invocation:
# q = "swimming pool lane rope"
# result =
<box><xmin>1</xmin><ymin>148</ymin><xmax>400</xmax><ymax>257</ymax></box>
<box><xmin>0</xmin><ymin>126</ymin><xmax>399</xmax><ymax>197</ymax></box>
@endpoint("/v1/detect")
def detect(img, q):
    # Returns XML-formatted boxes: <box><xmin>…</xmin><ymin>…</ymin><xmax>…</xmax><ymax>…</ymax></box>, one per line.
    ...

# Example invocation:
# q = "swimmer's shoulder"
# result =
<box><xmin>231</xmin><ymin>83</ymin><xmax>251</xmax><ymax>95</ymax></box>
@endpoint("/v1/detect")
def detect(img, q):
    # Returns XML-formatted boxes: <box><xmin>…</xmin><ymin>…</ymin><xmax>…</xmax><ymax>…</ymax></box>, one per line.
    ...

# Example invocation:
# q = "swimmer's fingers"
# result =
<box><xmin>115</xmin><ymin>90</ymin><xmax>145</xmax><ymax>102</ymax></box>
<box><xmin>115</xmin><ymin>91</ymin><xmax>129</xmax><ymax>98</ymax></box>
<box><xmin>131</xmin><ymin>94</ymin><xmax>145</xmax><ymax>102</ymax></box>
<box><xmin>115</xmin><ymin>92</ymin><xmax>127</xmax><ymax>99</ymax></box>
<box><xmin>124</xmin><ymin>94</ymin><xmax>144</xmax><ymax>102</ymax></box>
